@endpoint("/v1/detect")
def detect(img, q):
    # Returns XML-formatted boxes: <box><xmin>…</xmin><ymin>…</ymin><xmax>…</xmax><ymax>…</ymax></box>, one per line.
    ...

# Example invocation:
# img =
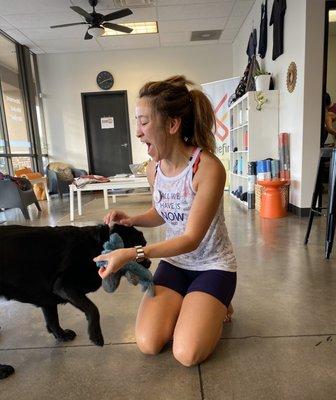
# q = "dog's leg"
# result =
<box><xmin>41</xmin><ymin>305</ymin><xmax>76</xmax><ymax>342</ymax></box>
<box><xmin>0</xmin><ymin>364</ymin><xmax>15</xmax><ymax>379</ymax></box>
<box><xmin>53</xmin><ymin>281</ymin><xmax>104</xmax><ymax>347</ymax></box>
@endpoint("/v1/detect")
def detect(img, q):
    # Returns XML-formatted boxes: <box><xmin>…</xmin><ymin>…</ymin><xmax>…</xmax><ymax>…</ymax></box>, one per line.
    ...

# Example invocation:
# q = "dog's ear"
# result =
<box><xmin>94</xmin><ymin>224</ymin><xmax>110</xmax><ymax>244</ymax></box>
<box><xmin>111</xmin><ymin>224</ymin><xmax>147</xmax><ymax>248</ymax></box>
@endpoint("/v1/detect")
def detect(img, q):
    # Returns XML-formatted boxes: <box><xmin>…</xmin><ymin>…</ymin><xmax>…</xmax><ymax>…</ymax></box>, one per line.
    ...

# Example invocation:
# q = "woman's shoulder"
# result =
<box><xmin>198</xmin><ymin>150</ymin><xmax>225</xmax><ymax>174</ymax></box>
<box><xmin>194</xmin><ymin>150</ymin><xmax>226</xmax><ymax>189</ymax></box>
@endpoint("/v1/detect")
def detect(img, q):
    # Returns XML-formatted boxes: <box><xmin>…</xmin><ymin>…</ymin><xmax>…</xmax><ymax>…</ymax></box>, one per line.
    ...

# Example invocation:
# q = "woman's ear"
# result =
<box><xmin>168</xmin><ymin>117</ymin><xmax>181</xmax><ymax>135</ymax></box>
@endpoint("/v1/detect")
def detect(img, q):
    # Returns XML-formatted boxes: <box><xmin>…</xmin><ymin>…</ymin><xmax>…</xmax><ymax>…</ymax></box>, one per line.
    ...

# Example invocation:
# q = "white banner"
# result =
<box><xmin>202</xmin><ymin>77</ymin><xmax>240</xmax><ymax>157</ymax></box>
<box><xmin>202</xmin><ymin>77</ymin><xmax>240</xmax><ymax>189</ymax></box>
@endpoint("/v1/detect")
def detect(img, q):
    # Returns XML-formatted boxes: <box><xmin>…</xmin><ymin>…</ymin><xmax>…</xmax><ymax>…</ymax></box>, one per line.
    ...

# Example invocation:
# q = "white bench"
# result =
<box><xmin>69</xmin><ymin>176</ymin><xmax>150</xmax><ymax>221</ymax></box>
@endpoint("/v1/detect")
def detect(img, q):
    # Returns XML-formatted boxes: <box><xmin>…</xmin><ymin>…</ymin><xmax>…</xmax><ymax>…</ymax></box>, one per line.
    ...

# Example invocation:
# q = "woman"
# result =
<box><xmin>94</xmin><ymin>76</ymin><xmax>237</xmax><ymax>366</ymax></box>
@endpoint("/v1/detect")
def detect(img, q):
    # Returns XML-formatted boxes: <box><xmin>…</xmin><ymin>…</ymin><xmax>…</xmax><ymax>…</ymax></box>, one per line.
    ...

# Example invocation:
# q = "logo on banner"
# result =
<box><xmin>214</xmin><ymin>93</ymin><xmax>229</xmax><ymax>142</ymax></box>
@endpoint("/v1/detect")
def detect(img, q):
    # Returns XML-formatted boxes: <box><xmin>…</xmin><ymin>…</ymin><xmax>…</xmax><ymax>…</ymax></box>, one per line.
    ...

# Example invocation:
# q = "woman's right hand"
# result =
<box><xmin>103</xmin><ymin>210</ymin><xmax>133</xmax><ymax>226</ymax></box>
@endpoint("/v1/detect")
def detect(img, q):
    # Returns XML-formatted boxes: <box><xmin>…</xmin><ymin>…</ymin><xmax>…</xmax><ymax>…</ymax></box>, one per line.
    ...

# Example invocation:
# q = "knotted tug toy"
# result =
<box><xmin>96</xmin><ymin>233</ymin><xmax>154</xmax><ymax>297</ymax></box>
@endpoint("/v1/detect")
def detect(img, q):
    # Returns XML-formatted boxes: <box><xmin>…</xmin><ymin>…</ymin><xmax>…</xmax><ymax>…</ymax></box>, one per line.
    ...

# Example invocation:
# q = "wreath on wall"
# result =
<box><xmin>286</xmin><ymin>62</ymin><xmax>297</xmax><ymax>93</ymax></box>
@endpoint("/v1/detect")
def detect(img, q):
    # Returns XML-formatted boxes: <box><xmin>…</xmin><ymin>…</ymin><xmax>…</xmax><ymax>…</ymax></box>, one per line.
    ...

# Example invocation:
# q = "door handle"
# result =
<box><xmin>121</xmin><ymin>143</ymin><xmax>128</xmax><ymax>148</ymax></box>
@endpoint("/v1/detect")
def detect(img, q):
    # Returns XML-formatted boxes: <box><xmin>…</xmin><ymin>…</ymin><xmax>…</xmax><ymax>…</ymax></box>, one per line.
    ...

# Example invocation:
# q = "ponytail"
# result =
<box><xmin>138</xmin><ymin>75</ymin><xmax>216</xmax><ymax>153</ymax></box>
<box><xmin>189</xmin><ymin>89</ymin><xmax>216</xmax><ymax>153</ymax></box>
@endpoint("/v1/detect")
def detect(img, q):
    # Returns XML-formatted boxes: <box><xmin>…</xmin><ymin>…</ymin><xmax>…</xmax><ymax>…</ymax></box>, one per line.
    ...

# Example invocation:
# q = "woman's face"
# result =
<box><xmin>135</xmin><ymin>97</ymin><xmax>167</xmax><ymax>162</ymax></box>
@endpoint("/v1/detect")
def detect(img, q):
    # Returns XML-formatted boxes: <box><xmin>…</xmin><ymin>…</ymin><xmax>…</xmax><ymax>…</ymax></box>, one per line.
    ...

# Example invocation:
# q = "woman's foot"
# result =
<box><xmin>224</xmin><ymin>303</ymin><xmax>234</xmax><ymax>323</ymax></box>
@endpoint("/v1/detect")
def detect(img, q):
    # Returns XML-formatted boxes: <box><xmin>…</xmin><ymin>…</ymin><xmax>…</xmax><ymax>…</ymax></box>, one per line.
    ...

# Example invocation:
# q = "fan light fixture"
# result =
<box><xmin>88</xmin><ymin>26</ymin><xmax>105</xmax><ymax>37</ymax></box>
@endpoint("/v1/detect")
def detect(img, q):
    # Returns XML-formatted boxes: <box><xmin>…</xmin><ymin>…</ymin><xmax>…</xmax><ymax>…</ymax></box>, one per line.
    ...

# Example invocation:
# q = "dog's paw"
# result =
<box><xmin>90</xmin><ymin>331</ymin><xmax>104</xmax><ymax>347</ymax></box>
<box><xmin>0</xmin><ymin>364</ymin><xmax>15</xmax><ymax>379</ymax></box>
<box><xmin>57</xmin><ymin>329</ymin><xmax>77</xmax><ymax>342</ymax></box>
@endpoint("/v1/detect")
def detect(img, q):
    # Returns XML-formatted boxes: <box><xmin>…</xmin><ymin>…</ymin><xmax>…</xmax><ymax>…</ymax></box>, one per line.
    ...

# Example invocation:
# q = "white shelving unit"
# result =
<box><xmin>229</xmin><ymin>90</ymin><xmax>279</xmax><ymax>207</ymax></box>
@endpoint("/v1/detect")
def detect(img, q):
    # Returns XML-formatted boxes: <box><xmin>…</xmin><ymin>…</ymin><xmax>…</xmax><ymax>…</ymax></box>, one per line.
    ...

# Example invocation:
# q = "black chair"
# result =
<box><xmin>46</xmin><ymin>164</ymin><xmax>87</xmax><ymax>199</ymax></box>
<box><xmin>0</xmin><ymin>179</ymin><xmax>41</xmax><ymax>220</ymax></box>
<box><xmin>304</xmin><ymin>148</ymin><xmax>336</xmax><ymax>258</ymax></box>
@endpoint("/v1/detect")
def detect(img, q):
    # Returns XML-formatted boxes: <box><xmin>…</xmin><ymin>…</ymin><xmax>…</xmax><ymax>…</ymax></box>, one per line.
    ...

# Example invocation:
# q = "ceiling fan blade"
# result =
<box><xmin>84</xmin><ymin>31</ymin><xmax>93</xmax><ymax>40</ymax></box>
<box><xmin>103</xmin><ymin>22</ymin><xmax>133</xmax><ymax>33</ymax></box>
<box><xmin>102</xmin><ymin>8</ymin><xmax>133</xmax><ymax>22</ymax></box>
<box><xmin>70</xmin><ymin>6</ymin><xmax>93</xmax><ymax>21</ymax></box>
<box><xmin>50</xmin><ymin>22</ymin><xmax>87</xmax><ymax>28</ymax></box>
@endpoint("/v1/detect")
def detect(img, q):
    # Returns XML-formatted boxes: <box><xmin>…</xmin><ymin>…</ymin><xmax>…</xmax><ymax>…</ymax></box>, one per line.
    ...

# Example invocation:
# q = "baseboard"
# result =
<box><xmin>288</xmin><ymin>203</ymin><xmax>310</xmax><ymax>217</ymax></box>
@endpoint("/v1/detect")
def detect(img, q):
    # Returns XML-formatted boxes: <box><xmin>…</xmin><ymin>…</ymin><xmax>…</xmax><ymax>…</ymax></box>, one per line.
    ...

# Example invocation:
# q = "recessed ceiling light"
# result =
<box><xmin>102</xmin><ymin>21</ymin><xmax>158</xmax><ymax>36</ymax></box>
<box><xmin>329</xmin><ymin>10</ymin><xmax>336</xmax><ymax>22</ymax></box>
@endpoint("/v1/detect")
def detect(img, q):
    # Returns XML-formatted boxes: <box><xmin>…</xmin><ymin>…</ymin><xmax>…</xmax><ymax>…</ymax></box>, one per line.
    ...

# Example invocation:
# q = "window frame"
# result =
<box><xmin>0</xmin><ymin>29</ymin><xmax>48</xmax><ymax>175</ymax></box>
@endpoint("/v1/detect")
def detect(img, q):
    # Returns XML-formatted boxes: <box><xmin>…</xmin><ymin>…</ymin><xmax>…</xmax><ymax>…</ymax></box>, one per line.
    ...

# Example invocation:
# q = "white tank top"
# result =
<box><xmin>153</xmin><ymin>148</ymin><xmax>237</xmax><ymax>272</ymax></box>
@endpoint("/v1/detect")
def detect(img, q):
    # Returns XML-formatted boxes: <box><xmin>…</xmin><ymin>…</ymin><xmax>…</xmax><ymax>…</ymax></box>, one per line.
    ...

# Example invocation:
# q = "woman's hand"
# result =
<box><xmin>93</xmin><ymin>248</ymin><xmax>135</xmax><ymax>279</ymax></box>
<box><xmin>103</xmin><ymin>210</ymin><xmax>133</xmax><ymax>226</ymax></box>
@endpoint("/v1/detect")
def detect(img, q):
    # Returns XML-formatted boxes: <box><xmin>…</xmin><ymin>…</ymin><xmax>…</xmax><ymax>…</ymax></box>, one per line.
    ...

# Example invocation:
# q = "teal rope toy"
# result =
<box><xmin>96</xmin><ymin>233</ymin><xmax>154</xmax><ymax>297</ymax></box>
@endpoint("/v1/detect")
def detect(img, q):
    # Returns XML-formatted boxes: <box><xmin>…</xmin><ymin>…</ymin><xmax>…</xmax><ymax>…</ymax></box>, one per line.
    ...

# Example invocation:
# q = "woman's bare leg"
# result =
<box><xmin>172</xmin><ymin>291</ymin><xmax>227</xmax><ymax>367</ymax></box>
<box><xmin>135</xmin><ymin>285</ymin><xmax>183</xmax><ymax>355</ymax></box>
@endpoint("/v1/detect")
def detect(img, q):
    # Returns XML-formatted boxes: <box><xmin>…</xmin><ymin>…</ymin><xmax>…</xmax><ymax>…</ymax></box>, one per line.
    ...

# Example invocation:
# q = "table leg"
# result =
<box><xmin>103</xmin><ymin>189</ymin><xmax>109</xmax><ymax>209</ymax></box>
<box><xmin>44</xmin><ymin>180</ymin><xmax>50</xmax><ymax>202</ymax></box>
<box><xmin>70</xmin><ymin>185</ymin><xmax>74</xmax><ymax>221</ymax></box>
<box><xmin>78</xmin><ymin>190</ymin><xmax>82</xmax><ymax>215</ymax></box>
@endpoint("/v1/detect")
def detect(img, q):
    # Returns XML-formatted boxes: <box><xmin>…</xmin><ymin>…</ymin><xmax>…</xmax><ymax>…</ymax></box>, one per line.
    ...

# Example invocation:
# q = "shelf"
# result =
<box><xmin>230</xmin><ymin>123</ymin><xmax>248</xmax><ymax>132</ymax></box>
<box><xmin>230</xmin><ymin>172</ymin><xmax>248</xmax><ymax>178</ymax></box>
<box><xmin>230</xmin><ymin>150</ymin><xmax>248</xmax><ymax>154</ymax></box>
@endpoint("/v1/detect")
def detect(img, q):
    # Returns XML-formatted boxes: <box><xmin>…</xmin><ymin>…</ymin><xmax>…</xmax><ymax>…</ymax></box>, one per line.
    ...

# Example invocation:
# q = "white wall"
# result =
<box><xmin>301</xmin><ymin>0</ymin><xmax>325</xmax><ymax>208</ymax></box>
<box><xmin>327</xmin><ymin>34</ymin><xmax>336</xmax><ymax>102</ymax></box>
<box><xmin>37</xmin><ymin>44</ymin><xmax>232</xmax><ymax>171</ymax></box>
<box><xmin>233</xmin><ymin>0</ymin><xmax>325</xmax><ymax>209</ymax></box>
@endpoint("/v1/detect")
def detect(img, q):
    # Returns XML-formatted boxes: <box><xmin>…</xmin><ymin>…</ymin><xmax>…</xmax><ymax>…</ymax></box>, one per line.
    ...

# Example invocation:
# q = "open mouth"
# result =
<box><xmin>146</xmin><ymin>142</ymin><xmax>153</xmax><ymax>154</ymax></box>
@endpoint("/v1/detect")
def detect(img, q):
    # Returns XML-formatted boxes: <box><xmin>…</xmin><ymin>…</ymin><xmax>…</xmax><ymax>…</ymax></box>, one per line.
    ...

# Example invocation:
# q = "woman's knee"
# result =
<box><xmin>136</xmin><ymin>333</ymin><xmax>166</xmax><ymax>355</ymax></box>
<box><xmin>172</xmin><ymin>342</ymin><xmax>201</xmax><ymax>367</ymax></box>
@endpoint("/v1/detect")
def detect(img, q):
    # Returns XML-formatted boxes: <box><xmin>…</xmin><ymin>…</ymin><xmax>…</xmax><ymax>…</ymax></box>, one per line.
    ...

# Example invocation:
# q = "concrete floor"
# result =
<box><xmin>1</xmin><ymin>193</ymin><xmax>336</xmax><ymax>399</ymax></box>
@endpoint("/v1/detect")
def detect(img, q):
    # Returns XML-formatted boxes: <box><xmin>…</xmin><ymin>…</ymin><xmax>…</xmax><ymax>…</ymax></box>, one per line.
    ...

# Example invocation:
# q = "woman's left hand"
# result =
<box><xmin>93</xmin><ymin>248</ymin><xmax>135</xmax><ymax>279</ymax></box>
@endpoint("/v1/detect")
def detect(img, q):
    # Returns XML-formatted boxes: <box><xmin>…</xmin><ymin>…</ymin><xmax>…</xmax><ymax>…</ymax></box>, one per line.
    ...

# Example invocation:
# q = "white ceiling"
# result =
<box><xmin>0</xmin><ymin>0</ymin><xmax>255</xmax><ymax>54</ymax></box>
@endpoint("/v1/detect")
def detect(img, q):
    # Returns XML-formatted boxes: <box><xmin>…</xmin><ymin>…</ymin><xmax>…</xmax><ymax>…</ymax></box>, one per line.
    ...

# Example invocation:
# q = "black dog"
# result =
<box><xmin>0</xmin><ymin>223</ymin><xmax>149</xmax><ymax>379</ymax></box>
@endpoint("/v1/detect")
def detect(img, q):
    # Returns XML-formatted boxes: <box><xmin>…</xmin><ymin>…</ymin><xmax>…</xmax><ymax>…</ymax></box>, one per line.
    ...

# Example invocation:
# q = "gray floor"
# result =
<box><xmin>1</xmin><ymin>193</ymin><xmax>336</xmax><ymax>399</ymax></box>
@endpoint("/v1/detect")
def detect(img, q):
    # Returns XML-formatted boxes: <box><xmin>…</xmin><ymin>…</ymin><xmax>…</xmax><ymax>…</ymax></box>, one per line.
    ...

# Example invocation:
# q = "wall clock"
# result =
<box><xmin>96</xmin><ymin>71</ymin><xmax>114</xmax><ymax>90</ymax></box>
<box><xmin>286</xmin><ymin>62</ymin><xmax>297</xmax><ymax>93</ymax></box>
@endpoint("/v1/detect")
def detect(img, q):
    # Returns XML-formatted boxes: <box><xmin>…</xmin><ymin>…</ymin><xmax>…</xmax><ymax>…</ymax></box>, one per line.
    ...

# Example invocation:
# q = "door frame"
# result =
<box><xmin>81</xmin><ymin>90</ymin><xmax>133</xmax><ymax>174</ymax></box>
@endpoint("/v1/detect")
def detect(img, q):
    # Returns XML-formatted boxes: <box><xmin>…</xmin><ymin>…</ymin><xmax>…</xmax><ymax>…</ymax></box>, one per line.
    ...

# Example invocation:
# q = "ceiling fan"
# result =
<box><xmin>50</xmin><ymin>0</ymin><xmax>133</xmax><ymax>40</ymax></box>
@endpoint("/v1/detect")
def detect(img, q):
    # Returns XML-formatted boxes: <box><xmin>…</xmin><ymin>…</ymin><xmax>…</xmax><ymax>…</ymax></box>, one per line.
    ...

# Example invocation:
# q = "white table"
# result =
<box><xmin>69</xmin><ymin>176</ymin><xmax>150</xmax><ymax>221</ymax></box>
<box><xmin>29</xmin><ymin>175</ymin><xmax>50</xmax><ymax>202</ymax></box>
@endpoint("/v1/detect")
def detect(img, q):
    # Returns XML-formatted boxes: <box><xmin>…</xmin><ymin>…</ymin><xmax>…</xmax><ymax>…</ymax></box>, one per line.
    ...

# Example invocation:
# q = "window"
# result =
<box><xmin>0</xmin><ymin>33</ymin><xmax>47</xmax><ymax>175</ymax></box>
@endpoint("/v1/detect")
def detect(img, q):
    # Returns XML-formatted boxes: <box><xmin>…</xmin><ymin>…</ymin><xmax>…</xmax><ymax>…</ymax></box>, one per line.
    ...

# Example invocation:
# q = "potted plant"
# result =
<box><xmin>254</xmin><ymin>69</ymin><xmax>271</xmax><ymax>91</ymax></box>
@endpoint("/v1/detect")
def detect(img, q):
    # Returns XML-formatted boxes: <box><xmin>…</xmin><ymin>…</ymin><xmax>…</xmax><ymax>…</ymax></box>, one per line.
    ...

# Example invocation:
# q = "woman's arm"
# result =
<box><xmin>326</xmin><ymin>111</ymin><xmax>336</xmax><ymax>137</ymax></box>
<box><xmin>131</xmin><ymin>206</ymin><xmax>165</xmax><ymax>227</ymax></box>
<box><xmin>104</xmin><ymin>160</ymin><xmax>165</xmax><ymax>227</ymax></box>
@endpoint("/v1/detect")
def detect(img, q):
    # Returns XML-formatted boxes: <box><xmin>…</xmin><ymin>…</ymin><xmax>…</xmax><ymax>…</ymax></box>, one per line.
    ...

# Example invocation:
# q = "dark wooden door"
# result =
<box><xmin>82</xmin><ymin>91</ymin><xmax>132</xmax><ymax>176</ymax></box>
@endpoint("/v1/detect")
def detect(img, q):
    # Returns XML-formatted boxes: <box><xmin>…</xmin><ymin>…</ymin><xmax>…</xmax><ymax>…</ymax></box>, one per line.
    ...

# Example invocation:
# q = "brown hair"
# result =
<box><xmin>138</xmin><ymin>75</ymin><xmax>216</xmax><ymax>153</ymax></box>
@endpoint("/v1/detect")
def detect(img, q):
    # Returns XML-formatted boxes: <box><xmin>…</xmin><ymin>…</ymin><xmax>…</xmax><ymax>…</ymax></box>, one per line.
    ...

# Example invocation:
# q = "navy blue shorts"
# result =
<box><xmin>153</xmin><ymin>260</ymin><xmax>237</xmax><ymax>307</ymax></box>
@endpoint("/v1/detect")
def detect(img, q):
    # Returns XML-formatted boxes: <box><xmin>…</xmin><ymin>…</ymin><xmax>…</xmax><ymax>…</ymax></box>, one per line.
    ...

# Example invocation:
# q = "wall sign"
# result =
<box><xmin>101</xmin><ymin>116</ymin><xmax>114</xmax><ymax>129</ymax></box>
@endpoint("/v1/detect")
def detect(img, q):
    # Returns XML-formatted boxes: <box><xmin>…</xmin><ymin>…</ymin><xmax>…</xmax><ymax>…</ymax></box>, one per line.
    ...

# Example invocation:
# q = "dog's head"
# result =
<box><xmin>109</xmin><ymin>224</ymin><xmax>151</xmax><ymax>269</ymax></box>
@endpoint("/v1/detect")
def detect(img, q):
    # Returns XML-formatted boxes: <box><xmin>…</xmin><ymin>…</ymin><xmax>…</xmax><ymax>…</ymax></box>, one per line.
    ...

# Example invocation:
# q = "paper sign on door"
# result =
<box><xmin>101</xmin><ymin>117</ymin><xmax>114</xmax><ymax>129</ymax></box>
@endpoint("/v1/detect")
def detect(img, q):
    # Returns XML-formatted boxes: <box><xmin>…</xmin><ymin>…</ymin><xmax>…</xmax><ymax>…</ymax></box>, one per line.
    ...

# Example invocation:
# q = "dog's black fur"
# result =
<box><xmin>0</xmin><ymin>223</ymin><xmax>149</xmax><ymax>379</ymax></box>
